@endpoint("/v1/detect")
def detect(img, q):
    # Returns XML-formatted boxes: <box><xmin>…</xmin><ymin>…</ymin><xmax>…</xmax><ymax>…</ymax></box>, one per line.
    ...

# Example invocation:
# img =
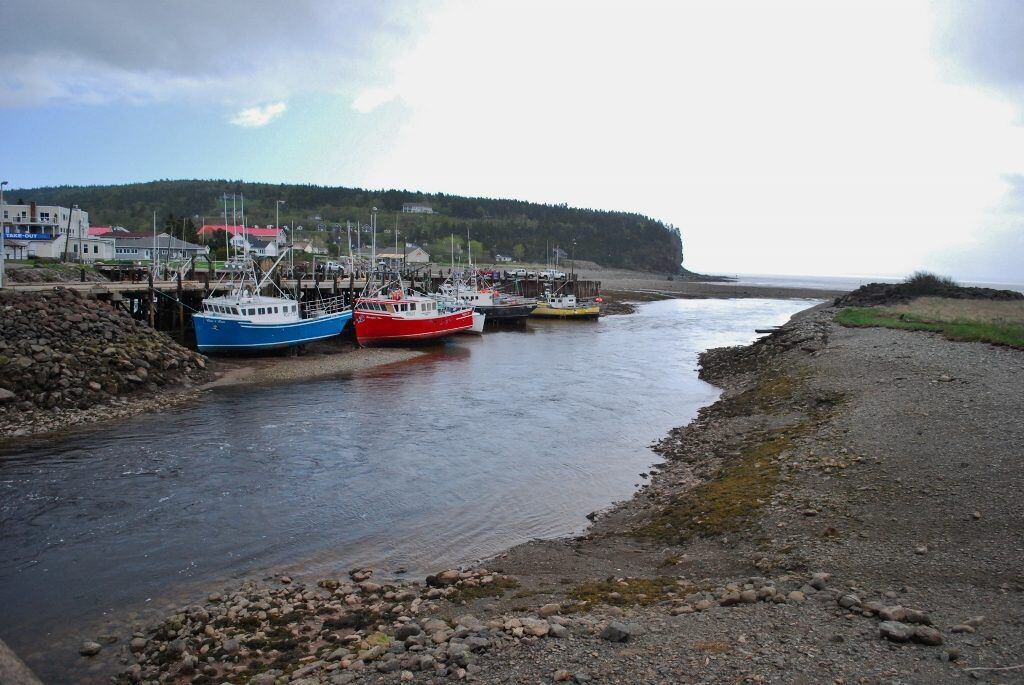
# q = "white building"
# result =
<box><xmin>1</xmin><ymin>201</ymin><xmax>114</xmax><ymax>261</ymax></box>
<box><xmin>401</xmin><ymin>202</ymin><xmax>434</xmax><ymax>214</ymax></box>
<box><xmin>114</xmin><ymin>233</ymin><xmax>209</xmax><ymax>263</ymax></box>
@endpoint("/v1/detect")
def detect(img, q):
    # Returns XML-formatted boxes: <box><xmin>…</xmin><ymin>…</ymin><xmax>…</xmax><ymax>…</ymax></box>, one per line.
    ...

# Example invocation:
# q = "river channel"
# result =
<box><xmin>0</xmin><ymin>298</ymin><xmax>816</xmax><ymax>682</ymax></box>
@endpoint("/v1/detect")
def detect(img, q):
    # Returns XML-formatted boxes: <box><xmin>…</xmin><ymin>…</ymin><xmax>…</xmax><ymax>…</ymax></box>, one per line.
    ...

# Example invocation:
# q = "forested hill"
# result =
<box><xmin>14</xmin><ymin>180</ymin><xmax>683</xmax><ymax>272</ymax></box>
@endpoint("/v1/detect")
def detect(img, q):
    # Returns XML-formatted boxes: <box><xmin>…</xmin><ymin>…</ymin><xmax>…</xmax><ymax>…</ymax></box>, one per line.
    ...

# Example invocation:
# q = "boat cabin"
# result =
<box><xmin>355</xmin><ymin>296</ymin><xmax>442</xmax><ymax>317</ymax></box>
<box><xmin>200</xmin><ymin>296</ymin><xmax>301</xmax><ymax>323</ymax></box>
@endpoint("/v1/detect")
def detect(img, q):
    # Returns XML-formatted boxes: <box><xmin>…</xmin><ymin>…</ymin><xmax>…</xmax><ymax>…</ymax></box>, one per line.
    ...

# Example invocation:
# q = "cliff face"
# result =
<box><xmin>0</xmin><ymin>289</ymin><xmax>209</xmax><ymax>423</ymax></box>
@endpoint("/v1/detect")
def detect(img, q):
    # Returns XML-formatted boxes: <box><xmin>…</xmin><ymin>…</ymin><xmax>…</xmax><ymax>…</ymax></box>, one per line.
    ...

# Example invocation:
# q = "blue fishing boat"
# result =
<box><xmin>192</xmin><ymin>248</ymin><xmax>351</xmax><ymax>353</ymax></box>
<box><xmin>193</xmin><ymin>294</ymin><xmax>351</xmax><ymax>353</ymax></box>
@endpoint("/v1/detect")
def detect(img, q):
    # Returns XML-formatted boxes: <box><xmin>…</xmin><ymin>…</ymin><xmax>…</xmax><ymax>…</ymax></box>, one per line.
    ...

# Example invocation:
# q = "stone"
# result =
<box><xmin>951</xmin><ymin>624</ymin><xmax>975</xmax><ymax>634</ymax></box>
<box><xmin>670</xmin><ymin>604</ymin><xmax>694</xmax><ymax>616</ymax></box>
<box><xmin>965</xmin><ymin>616</ymin><xmax>985</xmax><ymax>627</ymax></box>
<box><xmin>554</xmin><ymin>669</ymin><xmax>572</xmax><ymax>681</ymax></box>
<box><xmin>429</xmin><ymin>569</ymin><xmax>461</xmax><ymax>586</ymax></box>
<box><xmin>914</xmin><ymin>545</ymin><xmax>929</xmax><ymax>555</ymax></box>
<box><xmin>79</xmin><ymin>641</ymin><xmax>102</xmax><ymax>656</ymax></box>
<box><xmin>521</xmin><ymin>618</ymin><xmax>549</xmax><ymax>637</ymax></box>
<box><xmin>548</xmin><ymin>624</ymin><xmax>569</xmax><ymax>638</ymax></box>
<box><xmin>694</xmin><ymin>599</ymin><xmax>714</xmax><ymax>611</ymax></box>
<box><xmin>739</xmin><ymin>589</ymin><xmax>757</xmax><ymax>603</ymax></box>
<box><xmin>222</xmin><ymin>638</ymin><xmax>240</xmax><ymax>654</ymax></box>
<box><xmin>837</xmin><ymin>594</ymin><xmax>860</xmax><ymax>609</ymax></box>
<box><xmin>0</xmin><ymin>388</ymin><xmax>17</xmax><ymax>402</ymax></box>
<box><xmin>599</xmin><ymin>622</ymin><xmax>631</xmax><ymax>642</ymax></box>
<box><xmin>395</xmin><ymin>624</ymin><xmax>421</xmax><ymax>640</ymax></box>
<box><xmin>719</xmin><ymin>591</ymin><xmax>741</xmax><ymax>607</ymax></box>
<box><xmin>248</xmin><ymin>674</ymin><xmax>276</xmax><ymax>685</ymax></box>
<box><xmin>879</xmin><ymin>621</ymin><xmax>913</xmax><ymax>643</ymax></box>
<box><xmin>904</xmin><ymin>608</ymin><xmax>931</xmax><ymax>625</ymax></box>
<box><xmin>538</xmin><ymin>603</ymin><xmax>561</xmax><ymax>617</ymax></box>
<box><xmin>401</xmin><ymin>671</ymin><xmax>414</xmax><ymax>682</ymax></box>
<box><xmin>878</xmin><ymin>606</ymin><xmax>906</xmax><ymax>622</ymax></box>
<box><xmin>786</xmin><ymin>591</ymin><xmax>805</xmax><ymax>603</ymax></box>
<box><xmin>129</xmin><ymin>637</ymin><xmax>148</xmax><ymax>653</ymax></box>
<box><xmin>912</xmin><ymin>625</ymin><xmax>943</xmax><ymax>646</ymax></box>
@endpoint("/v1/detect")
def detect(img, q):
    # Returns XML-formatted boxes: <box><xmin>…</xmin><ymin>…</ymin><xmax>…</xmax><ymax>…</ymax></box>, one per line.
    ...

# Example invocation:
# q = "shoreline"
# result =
<box><xmin>66</xmin><ymin>298</ymin><xmax>1024</xmax><ymax>684</ymax></box>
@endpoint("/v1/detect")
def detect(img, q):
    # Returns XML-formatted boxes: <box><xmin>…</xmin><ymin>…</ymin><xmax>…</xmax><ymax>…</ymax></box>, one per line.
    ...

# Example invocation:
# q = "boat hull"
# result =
<box><xmin>530</xmin><ymin>304</ymin><xmax>601</xmax><ymax>319</ymax></box>
<box><xmin>476</xmin><ymin>303</ymin><xmax>537</xmax><ymax>322</ymax></box>
<box><xmin>464</xmin><ymin>311</ymin><xmax>486</xmax><ymax>334</ymax></box>
<box><xmin>354</xmin><ymin>308</ymin><xmax>474</xmax><ymax>346</ymax></box>
<box><xmin>193</xmin><ymin>311</ymin><xmax>352</xmax><ymax>353</ymax></box>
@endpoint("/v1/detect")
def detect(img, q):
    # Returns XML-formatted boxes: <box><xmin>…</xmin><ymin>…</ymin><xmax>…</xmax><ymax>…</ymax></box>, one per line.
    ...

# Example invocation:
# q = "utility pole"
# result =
<box><xmin>0</xmin><ymin>180</ymin><xmax>8</xmax><ymax>288</ymax></box>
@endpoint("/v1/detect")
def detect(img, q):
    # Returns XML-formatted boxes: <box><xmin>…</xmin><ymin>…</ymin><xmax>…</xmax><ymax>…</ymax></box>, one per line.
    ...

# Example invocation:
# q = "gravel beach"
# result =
<box><xmin>90</xmin><ymin>300</ymin><xmax>1023</xmax><ymax>685</ymax></box>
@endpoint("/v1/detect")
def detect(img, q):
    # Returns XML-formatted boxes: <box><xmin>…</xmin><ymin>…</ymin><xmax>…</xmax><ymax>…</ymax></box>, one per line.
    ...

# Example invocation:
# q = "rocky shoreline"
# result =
<box><xmin>0</xmin><ymin>289</ymin><xmax>211</xmax><ymax>442</ymax></box>
<box><xmin>68</xmin><ymin>300</ymin><xmax>1022</xmax><ymax>684</ymax></box>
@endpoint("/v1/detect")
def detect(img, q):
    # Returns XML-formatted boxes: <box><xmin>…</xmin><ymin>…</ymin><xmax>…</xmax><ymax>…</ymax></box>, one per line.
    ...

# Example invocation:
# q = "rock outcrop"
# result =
<box><xmin>0</xmin><ymin>288</ymin><xmax>209</xmax><ymax>436</ymax></box>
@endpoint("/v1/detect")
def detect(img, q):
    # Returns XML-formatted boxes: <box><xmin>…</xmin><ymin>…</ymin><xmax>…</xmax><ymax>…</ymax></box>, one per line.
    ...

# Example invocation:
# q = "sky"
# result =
<box><xmin>1</xmin><ymin>0</ymin><xmax>1023</xmax><ymax>280</ymax></box>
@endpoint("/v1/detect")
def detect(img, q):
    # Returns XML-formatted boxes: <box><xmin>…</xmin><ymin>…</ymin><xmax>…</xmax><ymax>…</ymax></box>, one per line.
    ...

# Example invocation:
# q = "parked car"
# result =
<box><xmin>324</xmin><ymin>260</ymin><xmax>345</xmax><ymax>275</ymax></box>
<box><xmin>539</xmin><ymin>268</ymin><xmax>566</xmax><ymax>280</ymax></box>
<box><xmin>509</xmin><ymin>268</ymin><xmax>528</xmax><ymax>278</ymax></box>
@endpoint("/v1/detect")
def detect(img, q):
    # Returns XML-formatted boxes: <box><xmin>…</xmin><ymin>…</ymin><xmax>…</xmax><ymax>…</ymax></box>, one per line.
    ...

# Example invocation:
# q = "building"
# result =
<box><xmin>197</xmin><ymin>224</ymin><xmax>286</xmax><ymax>245</ymax></box>
<box><xmin>291</xmin><ymin>239</ymin><xmax>328</xmax><ymax>256</ymax></box>
<box><xmin>495</xmin><ymin>254</ymin><xmax>513</xmax><ymax>263</ymax></box>
<box><xmin>401</xmin><ymin>202</ymin><xmax>434</xmax><ymax>214</ymax></box>
<box><xmin>403</xmin><ymin>243</ymin><xmax>430</xmax><ymax>263</ymax></box>
<box><xmin>230</xmin><ymin>235</ymin><xmax>280</xmax><ymax>257</ymax></box>
<box><xmin>1</xmin><ymin>201</ymin><xmax>114</xmax><ymax>261</ymax></box>
<box><xmin>113</xmin><ymin>233</ymin><xmax>209</xmax><ymax>263</ymax></box>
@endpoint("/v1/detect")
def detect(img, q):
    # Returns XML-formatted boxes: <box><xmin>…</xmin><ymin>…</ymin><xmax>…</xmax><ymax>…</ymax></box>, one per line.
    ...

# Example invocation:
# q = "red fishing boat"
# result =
<box><xmin>353</xmin><ymin>290</ymin><xmax>474</xmax><ymax>346</ymax></box>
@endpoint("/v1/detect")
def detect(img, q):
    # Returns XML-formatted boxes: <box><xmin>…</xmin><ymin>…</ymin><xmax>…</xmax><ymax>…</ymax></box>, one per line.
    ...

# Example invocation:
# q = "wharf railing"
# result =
<box><xmin>301</xmin><ymin>295</ymin><xmax>348</xmax><ymax>318</ymax></box>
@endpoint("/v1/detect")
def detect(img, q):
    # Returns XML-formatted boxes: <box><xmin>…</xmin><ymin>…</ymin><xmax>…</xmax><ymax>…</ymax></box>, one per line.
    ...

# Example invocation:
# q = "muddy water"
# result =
<box><xmin>0</xmin><ymin>298</ymin><xmax>816</xmax><ymax>683</ymax></box>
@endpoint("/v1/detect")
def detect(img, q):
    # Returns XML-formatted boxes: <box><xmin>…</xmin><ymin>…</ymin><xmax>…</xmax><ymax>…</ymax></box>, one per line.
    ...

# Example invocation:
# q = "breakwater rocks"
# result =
<box><xmin>0</xmin><ymin>289</ymin><xmax>210</xmax><ymax>438</ymax></box>
<box><xmin>105</xmin><ymin>568</ymin><xmax>577</xmax><ymax>684</ymax></box>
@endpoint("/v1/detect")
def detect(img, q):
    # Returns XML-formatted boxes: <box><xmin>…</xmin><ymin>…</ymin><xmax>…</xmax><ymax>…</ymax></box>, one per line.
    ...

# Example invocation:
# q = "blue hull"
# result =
<box><xmin>193</xmin><ymin>311</ymin><xmax>352</xmax><ymax>353</ymax></box>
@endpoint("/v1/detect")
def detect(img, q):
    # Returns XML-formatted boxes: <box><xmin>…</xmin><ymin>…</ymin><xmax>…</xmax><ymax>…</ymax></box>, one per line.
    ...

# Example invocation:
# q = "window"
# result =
<box><xmin>93</xmin><ymin>245</ymin><xmax>99</xmax><ymax>253</ymax></box>
<box><xmin>232</xmin><ymin>308</ymin><xmax>239</xmax><ymax>315</ymax></box>
<box><xmin>273</xmin><ymin>307</ymin><xmax>279</xmax><ymax>313</ymax></box>
<box><xmin>258</xmin><ymin>307</ymin><xmax>265</xmax><ymax>315</ymax></box>
<box><xmin>410</xmin><ymin>302</ymin><xmax>417</xmax><ymax>311</ymax></box>
<box><xmin>73</xmin><ymin>244</ymin><xmax>78</xmax><ymax>253</ymax></box>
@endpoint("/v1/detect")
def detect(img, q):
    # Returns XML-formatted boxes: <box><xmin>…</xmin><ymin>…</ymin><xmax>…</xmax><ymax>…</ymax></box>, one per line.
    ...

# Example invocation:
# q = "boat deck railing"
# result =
<box><xmin>301</xmin><ymin>295</ymin><xmax>349</xmax><ymax>318</ymax></box>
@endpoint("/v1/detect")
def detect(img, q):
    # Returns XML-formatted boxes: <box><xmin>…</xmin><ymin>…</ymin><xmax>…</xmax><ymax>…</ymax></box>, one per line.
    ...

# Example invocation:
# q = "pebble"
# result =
<box><xmin>599</xmin><ymin>621</ymin><xmax>631</xmax><ymax>642</ymax></box>
<box><xmin>912</xmin><ymin>625</ymin><xmax>943</xmax><ymax>646</ymax></box>
<box><xmin>79</xmin><ymin>641</ymin><xmax>102</xmax><ymax>657</ymax></box>
<box><xmin>879</xmin><ymin>621</ymin><xmax>913</xmax><ymax>643</ymax></box>
<box><xmin>554</xmin><ymin>669</ymin><xmax>572</xmax><ymax>682</ymax></box>
<box><xmin>787</xmin><ymin>591</ymin><xmax>805</xmax><ymax>603</ymax></box>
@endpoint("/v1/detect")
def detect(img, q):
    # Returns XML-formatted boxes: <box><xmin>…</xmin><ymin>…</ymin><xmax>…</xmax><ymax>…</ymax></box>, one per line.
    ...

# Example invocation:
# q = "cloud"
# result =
<box><xmin>352</xmin><ymin>87</ymin><xmax>399</xmax><ymax>114</ymax></box>
<box><xmin>933</xmin><ymin>0</ymin><xmax>1024</xmax><ymax>107</ymax></box>
<box><xmin>0</xmin><ymin>0</ymin><xmax>426</xmax><ymax>108</ymax></box>
<box><xmin>230</xmin><ymin>102</ymin><xmax>287</xmax><ymax>128</ymax></box>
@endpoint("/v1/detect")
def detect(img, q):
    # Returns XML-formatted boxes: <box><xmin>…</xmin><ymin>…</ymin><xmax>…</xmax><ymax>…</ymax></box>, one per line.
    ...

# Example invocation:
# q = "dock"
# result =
<box><xmin>5</xmin><ymin>270</ymin><xmax>602</xmax><ymax>347</ymax></box>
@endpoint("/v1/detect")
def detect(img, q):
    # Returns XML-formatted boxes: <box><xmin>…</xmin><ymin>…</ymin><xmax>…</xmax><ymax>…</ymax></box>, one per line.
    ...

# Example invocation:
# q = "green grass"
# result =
<box><xmin>836</xmin><ymin>308</ymin><xmax>1024</xmax><ymax>349</ymax></box>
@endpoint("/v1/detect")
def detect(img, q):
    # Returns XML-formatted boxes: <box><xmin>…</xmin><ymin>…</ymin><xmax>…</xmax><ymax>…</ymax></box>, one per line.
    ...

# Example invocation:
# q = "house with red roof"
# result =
<box><xmin>197</xmin><ymin>225</ymin><xmax>285</xmax><ymax>244</ymax></box>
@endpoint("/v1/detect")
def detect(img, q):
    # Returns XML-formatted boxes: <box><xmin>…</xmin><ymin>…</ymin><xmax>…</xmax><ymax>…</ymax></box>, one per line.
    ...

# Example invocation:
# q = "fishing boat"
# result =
<box><xmin>193</xmin><ymin>255</ymin><xmax>352</xmax><ymax>353</ymax></box>
<box><xmin>438</xmin><ymin>281</ymin><xmax>537</xmax><ymax>323</ymax></box>
<box><xmin>430</xmin><ymin>290</ymin><xmax>487</xmax><ymax>334</ymax></box>
<box><xmin>353</xmin><ymin>289</ymin><xmax>474</xmax><ymax>345</ymax></box>
<box><xmin>530</xmin><ymin>291</ymin><xmax>602</xmax><ymax>319</ymax></box>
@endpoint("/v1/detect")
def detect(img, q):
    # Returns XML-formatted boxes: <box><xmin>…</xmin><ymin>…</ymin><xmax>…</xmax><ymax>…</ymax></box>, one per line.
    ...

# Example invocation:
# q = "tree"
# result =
<box><xmin>512</xmin><ymin>243</ymin><xmax>525</xmax><ymax>261</ymax></box>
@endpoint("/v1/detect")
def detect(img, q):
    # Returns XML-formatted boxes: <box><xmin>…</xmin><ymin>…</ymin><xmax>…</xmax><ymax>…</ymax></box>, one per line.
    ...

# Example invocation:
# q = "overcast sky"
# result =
<box><xmin>2</xmin><ymin>0</ymin><xmax>1022</xmax><ymax>280</ymax></box>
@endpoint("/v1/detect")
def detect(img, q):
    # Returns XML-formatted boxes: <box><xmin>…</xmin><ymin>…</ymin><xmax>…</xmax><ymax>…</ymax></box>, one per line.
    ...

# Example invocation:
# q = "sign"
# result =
<box><xmin>3</xmin><ymin>232</ymin><xmax>53</xmax><ymax>240</ymax></box>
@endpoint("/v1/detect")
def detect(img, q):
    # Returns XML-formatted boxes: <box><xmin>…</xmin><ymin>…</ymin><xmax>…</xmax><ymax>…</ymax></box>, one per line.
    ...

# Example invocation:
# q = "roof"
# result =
<box><xmin>88</xmin><ymin>226</ymin><xmax>131</xmax><ymax>236</ymax></box>
<box><xmin>198</xmin><ymin>224</ymin><xmax>283</xmax><ymax>239</ymax></box>
<box><xmin>115</xmin><ymin>233</ymin><xmax>205</xmax><ymax>250</ymax></box>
